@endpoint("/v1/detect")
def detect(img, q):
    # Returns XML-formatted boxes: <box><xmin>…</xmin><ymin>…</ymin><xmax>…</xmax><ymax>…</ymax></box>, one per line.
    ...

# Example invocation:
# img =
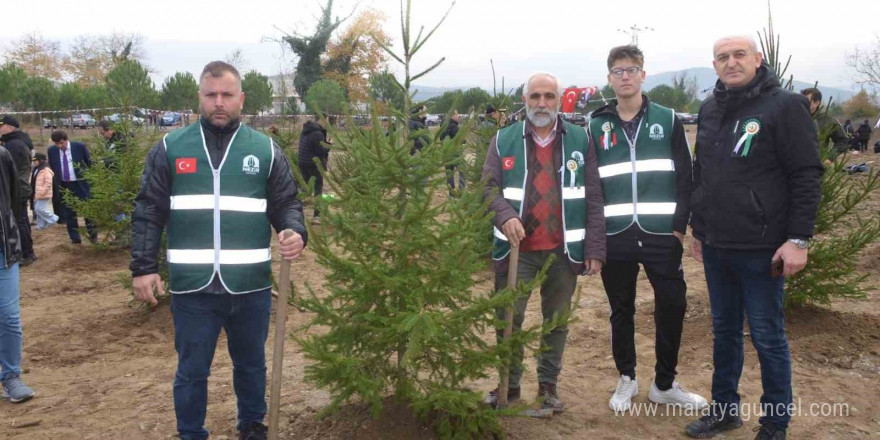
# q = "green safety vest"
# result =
<box><xmin>492</xmin><ymin>120</ymin><xmax>589</xmax><ymax>264</ymax></box>
<box><xmin>588</xmin><ymin>102</ymin><xmax>677</xmax><ymax>235</ymax></box>
<box><xmin>163</xmin><ymin>122</ymin><xmax>275</xmax><ymax>294</ymax></box>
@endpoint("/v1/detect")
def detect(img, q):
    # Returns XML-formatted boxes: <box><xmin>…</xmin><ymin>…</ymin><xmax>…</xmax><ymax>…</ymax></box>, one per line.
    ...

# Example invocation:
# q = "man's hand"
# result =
<box><xmin>673</xmin><ymin>231</ymin><xmax>684</xmax><ymax>245</ymax></box>
<box><xmin>772</xmin><ymin>241</ymin><xmax>809</xmax><ymax>277</ymax></box>
<box><xmin>279</xmin><ymin>230</ymin><xmax>304</xmax><ymax>261</ymax></box>
<box><xmin>133</xmin><ymin>273</ymin><xmax>163</xmax><ymax>306</ymax></box>
<box><xmin>689</xmin><ymin>236</ymin><xmax>703</xmax><ymax>263</ymax></box>
<box><xmin>501</xmin><ymin>218</ymin><xmax>526</xmax><ymax>247</ymax></box>
<box><xmin>586</xmin><ymin>259</ymin><xmax>603</xmax><ymax>276</ymax></box>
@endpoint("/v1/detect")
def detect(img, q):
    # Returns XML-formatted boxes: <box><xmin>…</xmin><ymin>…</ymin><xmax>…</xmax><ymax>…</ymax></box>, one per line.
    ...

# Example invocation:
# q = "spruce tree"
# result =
<box><xmin>295</xmin><ymin>1</ymin><xmax>551</xmax><ymax>438</ymax></box>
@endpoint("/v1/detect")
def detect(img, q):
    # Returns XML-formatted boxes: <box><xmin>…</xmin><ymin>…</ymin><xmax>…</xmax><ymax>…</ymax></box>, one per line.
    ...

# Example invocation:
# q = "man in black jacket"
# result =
<box><xmin>0</xmin><ymin>116</ymin><xmax>36</xmax><ymax>265</ymax></box>
<box><xmin>297</xmin><ymin>118</ymin><xmax>330</xmax><ymax>224</ymax></box>
<box><xmin>130</xmin><ymin>61</ymin><xmax>306</xmax><ymax>440</ymax></box>
<box><xmin>856</xmin><ymin>119</ymin><xmax>872</xmax><ymax>153</ymax></box>
<box><xmin>685</xmin><ymin>36</ymin><xmax>823</xmax><ymax>440</ymax></box>
<box><xmin>441</xmin><ymin>110</ymin><xmax>464</xmax><ymax>196</ymax></box>
<box><xmin>0</xmin><ymin>143</ymin><xmax>35</xmax><ymax>403</ymax></box>
<box><xmin>800</xmin><ymin>88</ymin><xmax>849</xmax><ymax>156</ymax></box>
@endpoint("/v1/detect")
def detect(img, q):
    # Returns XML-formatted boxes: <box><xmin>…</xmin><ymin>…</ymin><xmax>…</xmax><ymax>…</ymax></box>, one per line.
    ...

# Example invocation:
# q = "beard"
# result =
<box><xmin>526</xmin><ymin>106</ymin><xmax>557</xmax><ymax>127</ymax></box>
<box><xmin>200</xmin><ymin>107</ymin><xmax>240</xmax><ymax>127</ymax></box>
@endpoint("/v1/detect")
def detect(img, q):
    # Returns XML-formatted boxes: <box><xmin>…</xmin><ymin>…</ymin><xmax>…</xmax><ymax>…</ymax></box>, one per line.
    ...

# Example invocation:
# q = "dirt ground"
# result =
<box><xmin>1</xmin><ymin>126</ymin><xmax>879</xmax><ymax>439</ymax></box>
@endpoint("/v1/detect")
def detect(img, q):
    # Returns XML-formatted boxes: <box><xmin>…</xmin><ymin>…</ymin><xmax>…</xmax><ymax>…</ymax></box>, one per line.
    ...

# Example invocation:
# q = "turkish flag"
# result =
<box><xmin>502</xmin><ymin>156</ymin><xmax>516</xmax><ymax>170</ymax></box>
<box><xmin>176</xmin><ymin>158</ymin><xmax>197</xmax><ymax>174</ymax></box>
<box><xmin>562</xmin><ymin>87</ymin><xmax>580</xmax><ymax>113</ymax></box>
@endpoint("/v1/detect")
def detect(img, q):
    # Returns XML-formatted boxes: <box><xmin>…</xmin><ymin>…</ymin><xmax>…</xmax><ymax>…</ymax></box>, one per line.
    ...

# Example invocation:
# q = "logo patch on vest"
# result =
<box><xmin>242</xmin><ymin>155</ymin><xmax>260</xmax><ymax>175</ymax></box>
<box><xmin>649</xmin><ymin>123</ymin><xmax>665</xmax><ymax>140</ymax></box>
<box><xmin>175</xmin><ymin>158</ymin><xmax>197</xmax><ymax>174</ymax></box>
<box><xmin>502</xmin><ymin>156</ymin><xmax>516</xmax><ymax>170</ymax></box>
<box><xmin>571</xmin><ymin>150</ymin><xmax>585</xmax><ymax>166</ymax></box>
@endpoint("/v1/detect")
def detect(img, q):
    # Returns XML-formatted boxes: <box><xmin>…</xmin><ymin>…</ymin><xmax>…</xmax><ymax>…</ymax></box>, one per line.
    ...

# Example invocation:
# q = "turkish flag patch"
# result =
<box><xmin>176</xmin><ymin>158</ymin><xmax>197</xmax><ymax>174</ymax></box>
<box><xmin>502</xmin><ymin>156</ymin><xmax>516</xmax><ymax>170</ymax></box>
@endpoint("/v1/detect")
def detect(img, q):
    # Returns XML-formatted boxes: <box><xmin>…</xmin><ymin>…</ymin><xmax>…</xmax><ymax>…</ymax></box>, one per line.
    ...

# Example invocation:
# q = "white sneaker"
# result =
<box><xmin>608</xmin><ymin>375</ymin><xmax>639</xmax><ymax>412</ymax></box>
<box><xmin>648</xmin><ymin>381</ymin><xmax>708</xmax><ymax>410</ymax></box>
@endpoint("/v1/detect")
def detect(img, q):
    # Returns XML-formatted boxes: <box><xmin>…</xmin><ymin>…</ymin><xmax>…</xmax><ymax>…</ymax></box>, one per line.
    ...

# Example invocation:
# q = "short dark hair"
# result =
<box><xmin>97</xmin><ymin>120</ymin><xmax>113</xmax><ymax>131</ymax></box>
<box><xmin>800</xmin><ymin>87</ymin><xmax>822</xmax><ymax>103</ymax></box>
<box><xmin>607</xmin><ymin>45</ymin><xmax>644</xmax><ymax>70</ymax></box>
<box><xmin>50</xmin><ymin>130</ymin><xmax>68</xmax><ymax>143</ymax></box>
<box><xmin>200</xmin><ymin>61</ymin><xmax>241</xmax><ymax>82</ymax></box>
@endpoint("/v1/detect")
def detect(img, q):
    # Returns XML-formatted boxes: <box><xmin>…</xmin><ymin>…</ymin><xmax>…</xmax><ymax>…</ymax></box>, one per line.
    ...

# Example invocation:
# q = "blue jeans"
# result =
<box><xmin>0</xmin><ymin>249</ymin><xmax>22</xmax><ymax>381</ymax></box>
<box><xmin>172</xmin><ymin>290</ymin><xmax>272</xmax><ymax>439</ymax></box>
<box><xmin>703</xmin><ymin>244</ymin><xmax>792</xmax><ymax>428</ymax></box>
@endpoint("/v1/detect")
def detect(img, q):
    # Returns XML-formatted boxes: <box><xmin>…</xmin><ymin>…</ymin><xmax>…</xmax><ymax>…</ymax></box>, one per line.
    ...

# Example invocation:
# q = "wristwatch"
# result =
<box><xmin>788</xmin><ymin>238</ymin><xmax>810</xmax><ymax>249</ymax></box>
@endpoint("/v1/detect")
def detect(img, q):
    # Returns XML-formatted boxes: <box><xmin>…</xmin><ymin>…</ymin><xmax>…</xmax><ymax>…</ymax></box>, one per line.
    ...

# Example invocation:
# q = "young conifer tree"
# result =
<box><xmin>295</xmin><ymin>1</ymin><xmax>550</xmax><ymax>438</ymax></box>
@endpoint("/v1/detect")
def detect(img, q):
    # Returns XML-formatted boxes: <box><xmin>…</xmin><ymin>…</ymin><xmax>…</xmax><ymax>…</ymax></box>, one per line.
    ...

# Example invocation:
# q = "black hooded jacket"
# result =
<box><xmin>691</xmin><ymin>64</ymin><xmax>823</xmax><ymax>250</ymax></box>
<box><xmin>297</xmin><ymin>120</ymin><xmax>330</xmax><ymax>167</ymax></box>
<box><xmin>0</xmin><ymin>130</ymin><xmax>34</xmax><ymax>198</ymax></box>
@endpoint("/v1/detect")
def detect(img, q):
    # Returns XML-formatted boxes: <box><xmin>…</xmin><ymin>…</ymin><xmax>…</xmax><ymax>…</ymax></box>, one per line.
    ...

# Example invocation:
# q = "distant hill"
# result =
<box><xmin>644</xmin><ymin>67</ymin><xmax>856</xmax><ymax>103</ymax></box>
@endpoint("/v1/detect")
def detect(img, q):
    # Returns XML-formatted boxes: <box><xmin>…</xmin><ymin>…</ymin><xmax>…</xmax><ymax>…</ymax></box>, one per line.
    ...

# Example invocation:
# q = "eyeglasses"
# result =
<box><xmin>610</xmin><ymin>66</ymin><xmax>642</xmax><ymax>78</ymax></box>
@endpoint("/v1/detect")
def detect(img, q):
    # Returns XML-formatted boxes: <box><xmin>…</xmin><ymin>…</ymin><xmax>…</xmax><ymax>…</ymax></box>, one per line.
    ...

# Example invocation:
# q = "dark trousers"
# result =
<box><xmin>171</xmin><ymin>290</ymin><xmax>272</xmax><ymax>440</ymax></box>
<box><xmin>60</xmin><ymin>181</ymin><xmax>96</xmax><ymax>243</ymax></box>
<box><xmin>600</xmin><ymin>232</ymin><xmax>686</xmax><ymax>389</ymax></box>
<box><xmin>494</xmin><ymin>247</ymin><xmax>578</xmax><ymax>387</ymax></box>
<box><xmin>298</xmin><ymin>162</ymin><xmax>324</xmax><ymax>217</ymax></box>
<box><xmin>703</xmin><ymin>244</ymin><xmax>792</xmax><ymax>428</ymax></box>
<box><xmin>17</xmin><ymin>200</ymin><xmax>34</xmax><ymax>259</ymax></box>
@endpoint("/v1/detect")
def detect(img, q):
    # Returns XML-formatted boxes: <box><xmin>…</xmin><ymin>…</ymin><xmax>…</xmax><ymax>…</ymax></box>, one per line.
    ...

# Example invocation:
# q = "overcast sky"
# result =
<box><xmin>3</xmin><ymin>0</ymin><xmax>877</xmax><ymax>93</ymax></box>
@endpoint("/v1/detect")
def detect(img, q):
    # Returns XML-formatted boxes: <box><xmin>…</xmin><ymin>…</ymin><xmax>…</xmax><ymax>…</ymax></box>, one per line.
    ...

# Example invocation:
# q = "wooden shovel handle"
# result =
<box><xmin>268</xmin><ymin>229</ymin><xmax>294</xmax><ymax>440</ymax></box>
<box><xmin>497</xmin><ymin>246</ymin><xmax>520</xmax><ymax>407</ymax></box>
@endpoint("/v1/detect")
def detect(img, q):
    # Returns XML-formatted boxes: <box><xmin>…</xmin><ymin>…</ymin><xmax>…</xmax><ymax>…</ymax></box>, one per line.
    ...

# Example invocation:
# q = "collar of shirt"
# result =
<box><xmin>529</xmin><ymin>118</ymin><xmax>559</xmax><ymax>147</ymax></box>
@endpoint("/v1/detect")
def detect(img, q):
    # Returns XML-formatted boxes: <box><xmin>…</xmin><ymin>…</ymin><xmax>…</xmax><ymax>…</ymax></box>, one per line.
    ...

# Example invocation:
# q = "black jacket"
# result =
<box><xmin>297</xmin><ymin>120</ymin><xmax>329</xmax><ymax>167</ymax></box>
<box><xmin>856</xmin><ymin>122</ymin><xmax>872</xmax><ymax>140</ymax></box>
<box><xmin>0</xmin><ymin>146</ymin><xmax>22</xmax><ymax>268</ymax></box>
<box><xmin>590</xmin><ymin>95</ymin><xmax>694</xmax><ymax>239</ymax></box>
<box><xmin>440</xmin><ymin>118</ymin><xmax>459</xmax><ymax>140</ymax></box>
<box><xmin>130</xmin><ymin>118</ymin><xmax>307</xmax><ymax>289</ymax></box>
<box><xmin>691</xmin><ymin>64</ymin><xmax>824</xmax><ymax>250</ymax></box>
<box><xmin>0</xmin><ymin>130</ymin><xmax>34</xmax><ymax>198</ymax></box>
<box><xmin>409</xmin><ymin>117</ymin><xmax>429</xmax><ymax>155</ymax></box>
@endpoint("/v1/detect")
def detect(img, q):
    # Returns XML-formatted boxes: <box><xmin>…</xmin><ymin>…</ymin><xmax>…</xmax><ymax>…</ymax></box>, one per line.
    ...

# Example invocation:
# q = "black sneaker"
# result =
<box><xmin>686</xmin><ymin>410</ymin><xmax>743</xmax><ymax>438</ymax></box>
<box><xmin>239</xmin><ymin>422</ymin><xmax>268</xmax><ymax>440</ymax></box>
<box><xmin>754</xmin><ymin>423</ymin><xmax>786</xmax><ymax>440</ymax></box>
<box><xmin>483</xmin><ymin>385</ymin><xmax>520</xmax><ymax>408</ymax></box>
<box><xmin>538</xmin><ymin>382</ymin><xmax>564</xmax><ymax>414</ymax></box>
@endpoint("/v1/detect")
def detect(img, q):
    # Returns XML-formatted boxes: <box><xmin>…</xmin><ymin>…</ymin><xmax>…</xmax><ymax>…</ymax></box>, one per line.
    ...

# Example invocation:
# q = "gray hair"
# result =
<box><xmin>523</xmin><ymin>72</ymin><xmax>564</xmax><ymax>99</ymax></box>
<box><xmin>713</xmin><ymin>35</ymin><xmax>759</xmax><ymax>55</ymax></box>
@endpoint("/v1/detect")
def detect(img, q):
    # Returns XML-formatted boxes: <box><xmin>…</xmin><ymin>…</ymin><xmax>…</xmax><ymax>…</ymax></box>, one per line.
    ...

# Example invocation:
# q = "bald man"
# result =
<box><xmin>685</xmin><ymin>36</ymin><xmax>822</xmax><ymax>440</ymax></box>
<box><xmin>482</xmin><ymin>72</ymin><xmax>606</xmax><ymax>413</ymax></box>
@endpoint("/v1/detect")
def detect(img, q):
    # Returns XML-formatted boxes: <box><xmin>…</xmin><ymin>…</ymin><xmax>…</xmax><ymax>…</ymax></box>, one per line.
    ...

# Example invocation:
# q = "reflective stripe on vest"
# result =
<box><xmin>170</xmin><ymin>195</ymin><xmax>268</xmax><ymax>212</ymax></box>
<box><xmin>597</xmin><ymin>159</ymin><xmax>675</xmax><ymax>178</ymax></box>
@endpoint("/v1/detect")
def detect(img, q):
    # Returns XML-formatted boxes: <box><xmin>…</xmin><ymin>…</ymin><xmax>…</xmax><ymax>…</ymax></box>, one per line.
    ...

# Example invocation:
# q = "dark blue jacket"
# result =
<box><xmin>48</xmin><ymin>141</ymin><xmax>91</xmax><ymax>198</ymax></box>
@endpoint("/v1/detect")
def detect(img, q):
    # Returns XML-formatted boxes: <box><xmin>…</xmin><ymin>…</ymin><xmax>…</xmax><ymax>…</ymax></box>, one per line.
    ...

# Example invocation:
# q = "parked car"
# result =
<box><xmin>70</xmin><ymin>113</ymin><xmax>96</xmax><ymax>129</ymax></box>
<box><xmin>106</xmin><ymin>113</ymin><xmax>145</xmax><ymax>126</ymax></box>
<box><xmin>562</xmin><ymin>112</ymin><xmax>588</xmax><ymax>126</ymax></box>
<box><xmin>160</xmin><ymin>112</ymin><xmax>181</xmax><ymax>126</ymax></box>
<box><xmin>676</xmin><ymin>112</ymin><xmax>698</xmax><ymax>124</ymax></box>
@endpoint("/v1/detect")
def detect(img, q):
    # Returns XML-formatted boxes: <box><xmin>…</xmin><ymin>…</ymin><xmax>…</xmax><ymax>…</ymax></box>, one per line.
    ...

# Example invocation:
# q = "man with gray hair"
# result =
<box><xmin>481</xmin><ymin>72</ymin><xmax>606</xmax><ymax>413</ymax></box>
<box><xmin>685</xmin><ymin>36</ymin><xmax>822</xmax><ymax>440</ymax></box>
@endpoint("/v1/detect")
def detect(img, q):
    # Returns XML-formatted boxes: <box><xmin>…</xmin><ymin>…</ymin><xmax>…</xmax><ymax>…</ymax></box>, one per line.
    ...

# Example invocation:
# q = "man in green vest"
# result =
<box><xmin>130</xmin><ymin>61</ymin><xmax>307</xmax><ymax>440</ymax></box>
<box><xmin>482</xmin><ymin>72</ymin><xmax>606</xmax><ymax>414</ymax></box>
<box><xmin>587</xmin><ymin>45</ymin><xmax>706</xmax><ymax>413</ymax></box>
